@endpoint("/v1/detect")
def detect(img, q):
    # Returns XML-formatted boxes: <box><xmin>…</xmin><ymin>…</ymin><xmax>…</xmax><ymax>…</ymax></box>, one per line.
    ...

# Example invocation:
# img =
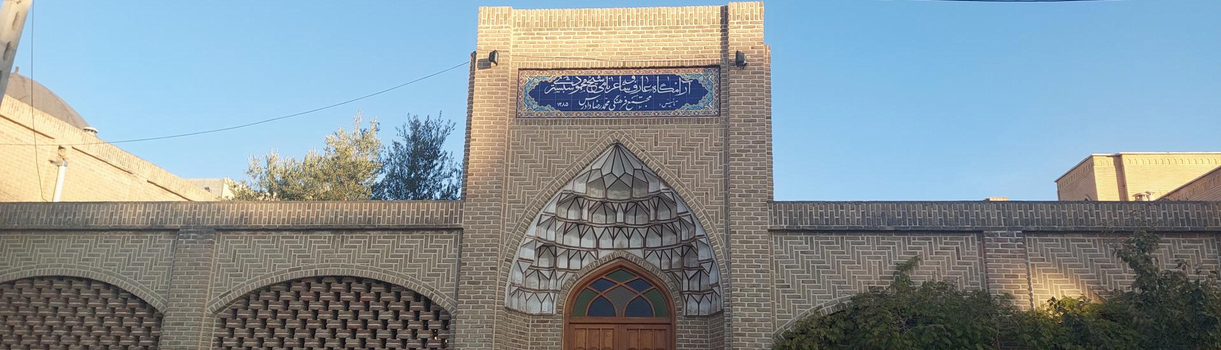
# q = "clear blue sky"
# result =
<box><xmin>14</xmin><ymin>0</ymin><xmax>1221</xmax><ymax>200</ymax></box>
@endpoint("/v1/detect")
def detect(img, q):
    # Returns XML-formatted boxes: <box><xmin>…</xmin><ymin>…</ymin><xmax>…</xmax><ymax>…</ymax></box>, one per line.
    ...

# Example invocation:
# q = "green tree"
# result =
<box><xmin>234</xmin><ymin>114</ymin><xmax>382</xmax><ymax>200</ymax></box>
<box><xmin>372</xmin><ymin>114</ymin><xmax>462</xmax><ymax>200</ymax></box>
<box><xmin>775</xmin><ymin>256</ymin><xmax>1014</xmax><ymax>350</ymax></box>
<box><xmin>1009</xmin><ymin>231</ymin><xmax>1221</xmax><ymax>350</ymax></box>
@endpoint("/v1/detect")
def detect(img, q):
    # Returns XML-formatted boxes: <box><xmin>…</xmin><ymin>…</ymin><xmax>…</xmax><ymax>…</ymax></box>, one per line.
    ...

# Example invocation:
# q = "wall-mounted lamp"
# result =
<box><xmin>488</xmin><ymin>50</ymin><xmax>499</xmax><ymax>65</ymax></box>
<box><xmin>734</xmin><ymin>51</ymin><xmax>747</xmax><ymax>68</ymax></box>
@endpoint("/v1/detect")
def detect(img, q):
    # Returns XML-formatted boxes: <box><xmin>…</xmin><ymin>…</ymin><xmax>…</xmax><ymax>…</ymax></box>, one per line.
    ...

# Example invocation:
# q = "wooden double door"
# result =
<box><xmin>564</xmin><ymin>261</ymin><xmax>675</xmax><ymax>350</ymax></box>
<box><xmin>567</xmin><ymin>323</ymin><xmax>670</xmax><ymax>350</ymax></box>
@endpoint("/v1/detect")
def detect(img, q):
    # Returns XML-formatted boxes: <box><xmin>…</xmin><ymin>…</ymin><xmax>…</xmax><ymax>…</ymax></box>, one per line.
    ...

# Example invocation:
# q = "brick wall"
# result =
<box><xmin>0</xmin><ymin>95</ymin><xmax>216</xmax><ymax>202</ymax></box>
<box><xmin>769</xmin><ymin>201</ymin><xmax>1221</xmax><ymax>334</ymax></box>
<box><xmin>772</xmin><ymin>232</ymin><xmax>985</xmax><ymax>329</ymax></box>
<box><xmin>0</xmin><ymin>201</ymin><xmax>463</xmax><ymax>350</ymax></box>
<box><xmin>2</xmin><ymin>201</ymin><xmax>1221</xmax><ymax>348</ymax></box>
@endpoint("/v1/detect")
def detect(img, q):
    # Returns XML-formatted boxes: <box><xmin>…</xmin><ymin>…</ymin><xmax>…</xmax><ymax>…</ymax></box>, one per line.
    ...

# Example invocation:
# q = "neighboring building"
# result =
<box><xmin>1056</xmin><ymin>152</ymin><xmax>1221</xmax><ymax>201</ymax></box>
<box><xmin>0</xmin><ymin>73</ymin><xmax>218</xmax><ymax>201</ymax></box>
<box><xmin>1163</xmin><ymin>166</ymin><xmax>1221</xmax><ymax>201</ymax></box>
<box><xmin>2</xmin><ymin>3</ymin><xmax>1221</xmax><ymax>350</ymax></box>
<box><xmin>187</xmin><ymin>178</ymin><xmax>237</xmax><ymax>200</ymax></box>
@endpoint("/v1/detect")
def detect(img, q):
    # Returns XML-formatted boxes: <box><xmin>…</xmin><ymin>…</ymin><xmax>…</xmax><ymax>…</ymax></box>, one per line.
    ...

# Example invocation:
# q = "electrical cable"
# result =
<box><xmin>1</xmin><ymin>0</ymin><xmax>1111</xmax><ymax>148</ymax></box>
<box><xmin>937</xmin><ymin>0</ymin><xmax>1108</xmax><ymax>2</ymax></box>
<box><xmin>0</xmin><ymin>60</ymin><xmax>470</xmax><ymax>147</ymax></box>
<box><xmin>24</xmin><ymin>6</ymin><xmax>46</xmax><ymax>201</ymax></box>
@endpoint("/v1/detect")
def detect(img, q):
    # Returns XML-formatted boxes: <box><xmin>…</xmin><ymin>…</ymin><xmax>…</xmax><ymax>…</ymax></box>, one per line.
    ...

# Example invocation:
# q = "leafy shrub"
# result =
<box><xmin>774</xmin><ymin>257</ymin><xmax>1014</xmax><ymax>350</ymax></box>
<box><xmin>775</xmin><ymin>231</ymin><xmax>1221</xmax><ymax>350</ymax></box>
<box><xmin>1008</xmin><ymin>231</ymin><xmax>1221</xmax><ymax>350</ymax></box>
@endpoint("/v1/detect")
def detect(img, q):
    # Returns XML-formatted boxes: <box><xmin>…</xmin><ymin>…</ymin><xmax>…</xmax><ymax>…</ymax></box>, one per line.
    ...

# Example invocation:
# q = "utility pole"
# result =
<box><xmin>0</xmin><ymin>0</ymin><xmax>31</xmax><ymax>109</ymax></box>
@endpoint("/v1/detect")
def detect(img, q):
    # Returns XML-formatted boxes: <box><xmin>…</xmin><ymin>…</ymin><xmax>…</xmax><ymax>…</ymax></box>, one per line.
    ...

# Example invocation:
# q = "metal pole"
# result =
<box><xmin>51</xmin><ymin>160</ymin><xmax>65</xmax><ymax>202</ymax></box>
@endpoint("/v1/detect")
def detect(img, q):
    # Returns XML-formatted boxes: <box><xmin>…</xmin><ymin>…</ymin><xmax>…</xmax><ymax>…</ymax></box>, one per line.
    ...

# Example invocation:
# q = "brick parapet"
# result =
<box><xmin>770</xmin><ymin>201</ymin><xmax>1221</xmax><ymax>232</ymax></box>
<box><xmin>0</xmin><ymin>201</ymin><xmax>463</xmax><ymax>230</ymax></box>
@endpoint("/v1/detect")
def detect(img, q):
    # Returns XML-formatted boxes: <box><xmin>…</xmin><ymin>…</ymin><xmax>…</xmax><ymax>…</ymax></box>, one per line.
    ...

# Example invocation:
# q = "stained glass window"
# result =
<box><xmin>507</xmin><ymin>144</ymin><xmax>722</xmax><ymax>316</ymax></box>
<box><xmin>571</xmin><ymin>267</ymin><xmax>669</xmax><ymax>318</ymax></box>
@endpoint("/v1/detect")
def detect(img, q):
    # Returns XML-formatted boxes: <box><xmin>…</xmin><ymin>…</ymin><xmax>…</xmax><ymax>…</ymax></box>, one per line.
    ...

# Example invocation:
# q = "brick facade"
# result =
<box><xmin>2</xmin><ymin>3</ymin><xmax>1221</xmax><ymax>350</ymax></box>
<box><xmin>1056</xmin><ymin>153</ymin><xmax>1221</xmax><ymax>201</ymax></box>
<box><xmin>459</xmin><ymin>3</ymin><xmax>767</xmax><ymax>349</ymax></box>
<box><xmin>1164</xmin><ymin>166</ymin><xmax>1221</xmax><ymax>201</ymax></box>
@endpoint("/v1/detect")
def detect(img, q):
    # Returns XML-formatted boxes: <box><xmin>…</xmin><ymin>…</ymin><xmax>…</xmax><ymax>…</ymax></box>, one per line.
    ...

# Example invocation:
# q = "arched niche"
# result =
<box><xmin>506</xmin><ymin>143</ymin><xmax>722</xmax><ymax>316</ymax></box>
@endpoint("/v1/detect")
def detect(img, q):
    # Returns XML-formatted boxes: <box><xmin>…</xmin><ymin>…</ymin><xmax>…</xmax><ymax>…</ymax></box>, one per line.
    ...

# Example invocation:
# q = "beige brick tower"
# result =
<box><xmin>458</xmin><ymin>2</ymin><xmax>773</xmax><ymax>349</ymax></box>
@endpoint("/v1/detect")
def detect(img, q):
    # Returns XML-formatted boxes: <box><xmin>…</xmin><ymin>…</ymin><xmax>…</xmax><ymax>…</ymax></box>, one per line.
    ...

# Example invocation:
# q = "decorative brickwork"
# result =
<box><xmin>208</xmin><ymin>232</ymin><xmax>460</xmax><ymax>314</ymax></box>
<box><xmin>212</xmin><ymin>277</ymin><xmax>452</xmax><ymax>350</ymax></box>
<box><xmin>507</xmin><ymin>144</ymin><xmax>721</xmax><ymax>316</ymax></box>
<box><xmin>771</xmin><ymin>232</ymin><xmax>984</xmax><ymax>330</ymax></box>
<box><xmin>0</xmin><ymin>276</ymin><xmax>163</xmax><ymax>350</ymax></box>
<box><xmin>0</xmin><ymin>232</ymin><xmax>176</xmax><ymax>311</ymax></box>
<box><xmin>464</xmin><ymin>2</ymin><xmax>745</xmax><ymax>347</ymax></box>
<box><xmin>1025</xmin><ymin>233</ymin><xmax>1221</xmax><ymax>303</ymax></box>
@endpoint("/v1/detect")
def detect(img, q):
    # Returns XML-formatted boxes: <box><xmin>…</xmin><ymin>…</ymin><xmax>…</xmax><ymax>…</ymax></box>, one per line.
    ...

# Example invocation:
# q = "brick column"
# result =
<box><xmin>724</xmin><ymin>2</ymin><xmax>775</xmax><ymax>349</ymax></box>
<box><xmin>159</xmin><ymin>229</ymin><xmax>217</xmax><ymax>350</ymax></box>
<box><xmin>456</xmin><ymin>6</ymin><xmax>514</xmax><ymax>350</ymax></box>
<box><xmin>982</xmin><ymin>231</ymin><xmax>1034</xmax><ymax>309</ymax></box>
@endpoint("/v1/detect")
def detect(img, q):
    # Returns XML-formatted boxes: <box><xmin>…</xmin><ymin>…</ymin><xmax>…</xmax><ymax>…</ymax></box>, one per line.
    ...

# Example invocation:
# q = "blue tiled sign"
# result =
<box><xmin>518</xmin><ymin>67</ymin><xmax>719</xmax><ymax>118</ymax></box>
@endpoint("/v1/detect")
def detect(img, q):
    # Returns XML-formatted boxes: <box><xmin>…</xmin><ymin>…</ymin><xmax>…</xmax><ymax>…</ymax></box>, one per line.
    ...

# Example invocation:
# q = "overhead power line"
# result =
<box><xmin>1</xmin><ymin>60</ymin><xmax>470</xmax><ymax>147</ymax></box>
<box><xmin>929</xmin><ymin>0</ymin><xmax>1111</xmax><ymax>2</ymax></box>
<box><xmin>26</xmin><ymin>5</ymin><xmax>46</xmax><ymax>201</ymax></box>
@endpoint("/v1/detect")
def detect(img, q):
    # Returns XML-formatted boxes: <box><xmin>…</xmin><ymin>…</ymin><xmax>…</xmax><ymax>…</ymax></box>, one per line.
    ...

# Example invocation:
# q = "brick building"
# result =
<box><xmin>0</xmin><ymin>73</ymin><xmax>217</xmax><ymax>202</ymax></box>
<box><xmin>1056</xmin><ymin>152</ymin><xmax>1221</xmax><ymax>201</ymax></box>
<box><xmin>1</xmin><ymin>3</ymin><xmax>1220</xmax><ymax>350</ymax></box>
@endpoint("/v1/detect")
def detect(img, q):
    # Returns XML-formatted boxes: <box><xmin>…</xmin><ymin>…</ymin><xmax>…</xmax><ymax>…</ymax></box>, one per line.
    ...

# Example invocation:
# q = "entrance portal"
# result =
<box><xmin>565</xmin><ymin>261</ymin><xmax>674</xmax><ymax>350</ymax></box>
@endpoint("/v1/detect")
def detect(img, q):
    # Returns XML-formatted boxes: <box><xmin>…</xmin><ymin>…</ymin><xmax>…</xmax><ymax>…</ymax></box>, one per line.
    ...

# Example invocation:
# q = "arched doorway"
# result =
<box><xmin>565</xmin><ymin>260</ymin><xmax>674</xmax><ymax>350</ymax></box>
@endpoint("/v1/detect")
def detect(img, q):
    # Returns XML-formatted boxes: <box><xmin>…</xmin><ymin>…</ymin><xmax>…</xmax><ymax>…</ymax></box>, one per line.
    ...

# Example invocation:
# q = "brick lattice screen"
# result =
<box><xmin>213</xmin><ymin>277</ymin><xmax>452</xmax><ymax>350</ymax></box>
<box><xmin>0</xmin><ymin>276</ymin><xmax>163</xmax><ymax>350</ymax></box>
